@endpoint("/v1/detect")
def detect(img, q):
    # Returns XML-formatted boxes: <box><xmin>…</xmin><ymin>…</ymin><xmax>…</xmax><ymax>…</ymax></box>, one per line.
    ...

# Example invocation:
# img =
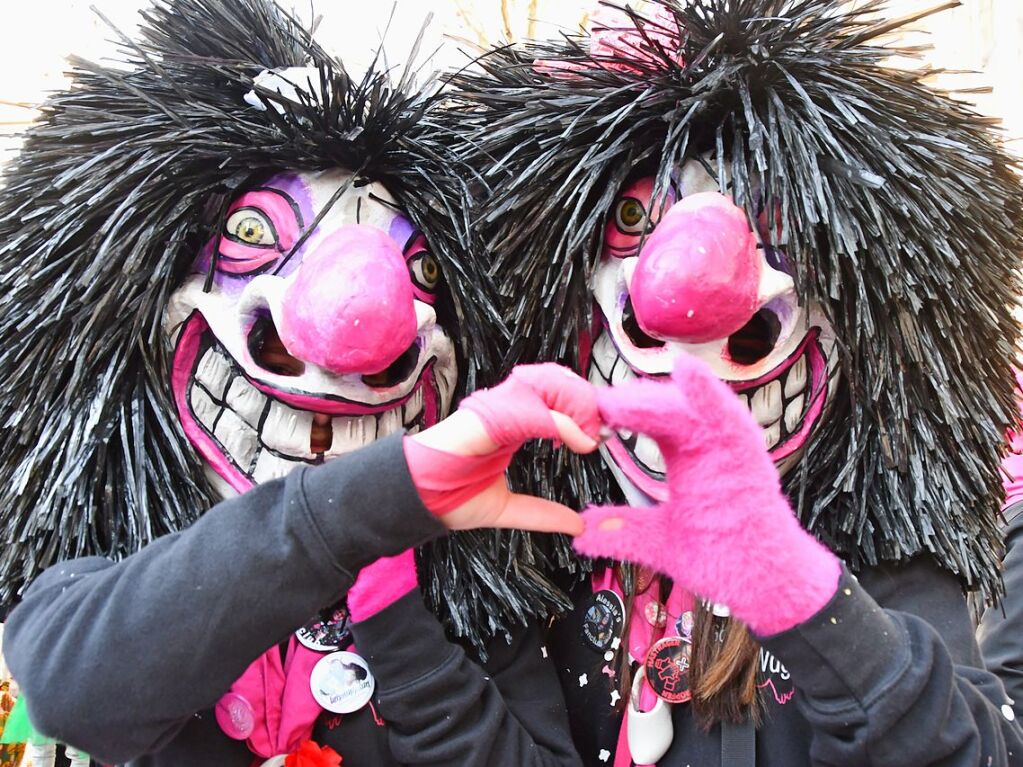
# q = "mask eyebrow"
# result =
<box><xmin>272</xmin><ymin>171</ymin><xmax>362</xmax><ymax>275</ymax></box>
<box><xmin>367</xmin><ymin>191</ymin><xmax>401</xmax><ymax>212</ymax></box>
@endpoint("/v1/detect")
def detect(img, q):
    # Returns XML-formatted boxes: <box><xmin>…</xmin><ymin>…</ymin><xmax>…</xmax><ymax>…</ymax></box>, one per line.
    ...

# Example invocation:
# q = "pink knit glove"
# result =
<box><xmin>574</xmin><ymin>355</ymin><xmax>841</xmax><ymax>636</ymax></box>
<box><xmin>347</xmin><ymin>549</ymin><xmax>419</xmax><ymax>622</ymax></box>
<box><xmin>458</xmin><ymin>363</ymin><xmax>601</xmax><ymax>449</ymax></box>
<box><xmin>405</xmin><ymin>363</ymin><xmax>600</xmax><ymax>516</ymax></box>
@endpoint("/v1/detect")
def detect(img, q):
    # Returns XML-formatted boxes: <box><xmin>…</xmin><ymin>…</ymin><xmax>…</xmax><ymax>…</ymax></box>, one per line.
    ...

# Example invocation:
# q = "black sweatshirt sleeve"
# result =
<box><xmin>351</xmin><ymin>592</ymin><xmax>582</xmax><ymax>766</ymax></box>
<box><xmin>980</xmin><ymin>502</ymin><xmax>1023</xmax><ymax>721</ymax></box>
<box><xmin>760</xmin><ymin>557</ymin><xmax>1023</xmax><ymax>766</ymax></box>
<box><xmin>3</xmin><ymin>434</ymin><xmax>448</xmax><ymax>764</ymax></box>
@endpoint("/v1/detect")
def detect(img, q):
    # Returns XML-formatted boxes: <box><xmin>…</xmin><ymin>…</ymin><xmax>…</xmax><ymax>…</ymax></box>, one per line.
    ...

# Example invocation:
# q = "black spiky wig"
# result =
<box><xmin>455</xmin><ymin>0</ymin><xmax>1023</xmax><ymax>602</ymax></box>
<box><xmin>0</xmin><ymin>0</ymin><xmax>573</xmax><ymax>649</ymax></box>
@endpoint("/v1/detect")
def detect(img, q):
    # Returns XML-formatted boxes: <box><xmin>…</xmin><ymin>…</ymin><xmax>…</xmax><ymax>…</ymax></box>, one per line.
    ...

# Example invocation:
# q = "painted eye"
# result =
<box><xmin>409</xmin><ymin>251</ymin><xmax>441</xmax><ymax>292</ymax></box>
<box><xmin>225</xmin><ymin>209</ymin><xmax>276</xmax><ymax>247</ymax></box>
<box><xmin>614</xmin><ymin>197</ymin><xmax>648</xmax><ymax>235</ymax></box>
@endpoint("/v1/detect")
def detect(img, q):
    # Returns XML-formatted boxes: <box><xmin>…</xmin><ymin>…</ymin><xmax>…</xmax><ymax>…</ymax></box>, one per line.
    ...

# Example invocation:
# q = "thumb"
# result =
<box><xmin>490</xmin><ymin>493</ymin><xmax>585</xmax><ymax>536</ymax></box>
<box><xmin>596</xmin><ymin>378</ymin><xmax>686</xmax><ymax>440</ymax></box>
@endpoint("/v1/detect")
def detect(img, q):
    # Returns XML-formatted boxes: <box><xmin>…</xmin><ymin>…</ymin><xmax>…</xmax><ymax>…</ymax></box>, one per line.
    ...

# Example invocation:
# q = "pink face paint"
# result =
<box><xmin>279</xmin><ymin>225</ymin><xmax>418</xmax><ymax>375</ymax></box>
<box><xmin>630</xmin><ymin>192</ymin><xmax>761</xmax><ymax>344</ymax></box>
<box><xmin>404</xmin><ymin>233</ymin><xmax>440</xmax><ymax>305</ymax></box>
<box><xmin>215</xmin><ymin>189</ymin><xmax>302</xmax><ymax>275</ymax></box>
<box><xmin>602</xmin><ymin>177</ymin><xmax>675</xmax><ymax>259</ymax></box>
<box><xmin>170</xmin><ymin>313</ymin><xmax>253</xmax><ymax>493</ymax></box>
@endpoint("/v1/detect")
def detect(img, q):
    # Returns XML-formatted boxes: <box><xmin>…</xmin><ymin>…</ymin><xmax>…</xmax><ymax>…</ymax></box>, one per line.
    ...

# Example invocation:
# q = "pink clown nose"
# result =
<box><xmin>631</xmin><ymin>192</ymin><xmax>761</xmax><ymax>344</ymax></box>
<box><xmin>279</xmin><ymin>225</ymin><xmax>417</xmax><ymax>375</ymax></box>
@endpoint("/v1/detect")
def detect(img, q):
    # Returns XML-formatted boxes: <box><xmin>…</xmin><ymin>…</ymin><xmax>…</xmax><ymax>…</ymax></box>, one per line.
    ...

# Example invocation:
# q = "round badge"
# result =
<box><xmin>310</xmin><ymin>651</ymin><xmax>375</xmax><ymax>713</ymax></box>
<box><xmin>215</xmin><ymin>692</ymin><xmax>255</xmax><ymax>740</ymax></box>
<box><xmin>581</xmin><ymin>589</ymin><xmax>625</xmax><ymax>653</ymax></box>
<box><xmin>644</xmin><ymin>600</ymin><xmax>667</xmax><ymax>628</ymax></box>
<box><xmin>644</xmin><ymin>637</ymin><xmax>692</xmax><ymax>704</ymax></box>
<box><xmin>675</xmin><ymin>610</ymin><xmax>694</xmax><ymax>640</ymax></box>
<box><xmin>296</xmin><ymin>605</ymin><xmax>350</xmax><ymax>652</ymax></box>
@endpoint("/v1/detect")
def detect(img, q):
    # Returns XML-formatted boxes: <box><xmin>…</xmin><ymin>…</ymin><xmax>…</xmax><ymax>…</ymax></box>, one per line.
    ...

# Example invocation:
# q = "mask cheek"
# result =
<box><xmin>603</xmin><ymin>221</ymin><xmax>641</xmax><ymax>258</ymax></box>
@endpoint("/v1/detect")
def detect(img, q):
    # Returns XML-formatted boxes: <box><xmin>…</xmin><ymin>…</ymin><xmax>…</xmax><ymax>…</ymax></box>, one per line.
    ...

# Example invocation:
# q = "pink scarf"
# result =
<box><xmin>221</xmin><ymin>637</ymin><xmax>326</xmax><ymax>759</ymax></box>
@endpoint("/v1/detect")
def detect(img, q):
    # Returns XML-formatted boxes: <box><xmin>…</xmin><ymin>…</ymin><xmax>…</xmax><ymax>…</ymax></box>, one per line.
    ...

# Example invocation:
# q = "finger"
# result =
<box><xmin>491</xmin><ymin>494</ymin><xmax>585</xmax><ymax>536</ymax></box>
<box><xmin>573</xmin><ymin>504</ymin><xmax>664</xmax><ymax>567</ymax></box>
<box><xmin>550</xmin><ymin>411</ymin><xmax>599</xmax><ymax>453</ymax></box>
<box><xmin>512</xmin><ymin>364</ymin><xmax>602</xmax><ymax>440</ymax></box>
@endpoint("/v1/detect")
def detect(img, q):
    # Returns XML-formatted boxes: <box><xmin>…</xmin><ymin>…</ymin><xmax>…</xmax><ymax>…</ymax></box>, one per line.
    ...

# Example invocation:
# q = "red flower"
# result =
<box><xmin>284</xmin><ymin>740</ymin><xmax>342</xmax><ymax>767</ymax></box>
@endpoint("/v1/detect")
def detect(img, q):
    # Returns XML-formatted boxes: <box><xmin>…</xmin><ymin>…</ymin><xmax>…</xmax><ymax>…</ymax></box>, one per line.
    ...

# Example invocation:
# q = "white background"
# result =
<box><xmin>0</xmin><ymin>1</ymin><xmax>1020</xmax><ymax>155</ymax></box>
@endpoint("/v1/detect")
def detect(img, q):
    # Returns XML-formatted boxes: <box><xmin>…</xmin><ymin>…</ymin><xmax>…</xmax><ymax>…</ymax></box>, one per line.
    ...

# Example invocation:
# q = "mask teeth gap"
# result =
<box><xmin>310</xmin><ymin>412</ymin><xmax>333</xmax><ymax>454</ymax></box>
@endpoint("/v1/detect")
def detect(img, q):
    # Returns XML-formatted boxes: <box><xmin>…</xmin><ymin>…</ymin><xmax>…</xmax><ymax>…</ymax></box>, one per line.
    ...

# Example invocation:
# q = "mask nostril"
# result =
<box><xmin>622</xmin><ymin>297</ymin><xmax>667</xmax><ymax>350</ymax></box>
<box><xmin>361</xmin><ymin>342</ymin><xmax>420</xmax><ymax>388</ymax></box>
<box><xmin>727</xmin><ymin>308</ymin><xmax>781</xmax><ymax>366</ymax></box>
<box><xmin>248</xmin><ymin>313</ymin><xmax>306</xmax><ymax>377</ymax></box>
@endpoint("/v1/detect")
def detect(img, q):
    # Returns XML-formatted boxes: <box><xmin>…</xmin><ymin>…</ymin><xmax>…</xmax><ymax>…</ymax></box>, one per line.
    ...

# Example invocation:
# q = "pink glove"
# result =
<box><xmin>574</xmin><ymin>355</ymin><xmax>841</xmax><ymax>636</ymax></box>
<box><xmin>458</xmin><ymin>362</ymin><xmax>601</xmax><ymax>449</ymax></box>
<box><xmin>405</xmin><ymin>363</ymin><xmax>600</xmax><ymax>516</ymax></box>
<box><xmin>347</xmin><ymin>549</ymin><xmax>419</xmax><ymax>622</ymax></box>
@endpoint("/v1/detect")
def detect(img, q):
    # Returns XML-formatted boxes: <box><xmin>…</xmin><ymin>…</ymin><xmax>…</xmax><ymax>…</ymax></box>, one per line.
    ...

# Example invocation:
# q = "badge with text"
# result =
<box><xmin>296</xmin><ymin>605</ymin><xmax>350</xmax><ymax>652</ymax></box>
<box><xmin>644</xmin><ymin>636</ymin><xmax>692</xmax><ymax>703</ymax></box>
<box><xmin>310</xmin><ymin>651</ymin><xmax>375</xmax><ymax>714</ymax></box>
<box><xmin>582</xmin><ymin>589</ymin><xmax>626</xmax><ymax>653</ymax></box>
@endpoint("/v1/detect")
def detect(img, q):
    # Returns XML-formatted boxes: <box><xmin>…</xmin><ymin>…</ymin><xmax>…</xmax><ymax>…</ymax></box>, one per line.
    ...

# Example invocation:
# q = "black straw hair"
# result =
<box><xmin>0</xmin><ymin>0</ymin><xmax>571</xmax><ymax>649</ymax></box>
<box><xmin>455</xmin><ymin>0</ymin><xmax>1023</xmax><ymax>602</ymax></box>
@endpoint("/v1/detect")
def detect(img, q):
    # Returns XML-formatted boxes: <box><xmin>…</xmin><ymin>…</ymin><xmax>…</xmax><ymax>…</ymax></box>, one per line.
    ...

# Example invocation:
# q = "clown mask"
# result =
<box><xmin>165</xmin><ymin>169</ymin><xmax>457</xmax><ymax>496</ymax></box>
<box><xmin>589</xmin><ymin>160</ymin><xmax>839</xmax><ymax>502</ymax></box>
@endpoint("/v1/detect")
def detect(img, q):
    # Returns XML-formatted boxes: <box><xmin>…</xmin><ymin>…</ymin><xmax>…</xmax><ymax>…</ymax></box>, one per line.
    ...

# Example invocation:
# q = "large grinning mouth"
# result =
<box><xmin>588</xmin><ymin>328</ymin><xmax>831</xmax><ymax>496</ymax></box>
<box><xmin>172</xmin><ymin>312</ymin><xmax>442</xmax><ymax>492</ymax></box>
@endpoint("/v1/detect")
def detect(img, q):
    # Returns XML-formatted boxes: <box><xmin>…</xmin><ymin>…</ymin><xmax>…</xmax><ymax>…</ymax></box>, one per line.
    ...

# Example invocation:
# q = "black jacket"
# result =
<box><xmin>551</xmin><ymin>558</ymin><xmax>1023</xmax><ymax>766</ymax></box>
<box><xmin>980</xmin><ymin>501</ymin><xmax>1023</xmax><ymax>723</ymax></box>
<box><xmin>3</xmin><ymin>434</ymin><xmax>582</xmax><ymax>767</ymax></box>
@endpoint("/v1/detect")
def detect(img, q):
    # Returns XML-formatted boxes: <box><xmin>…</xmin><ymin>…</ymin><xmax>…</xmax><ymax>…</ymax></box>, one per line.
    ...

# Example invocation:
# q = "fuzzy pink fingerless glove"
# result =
<box><xmin>574</xmin><ymin>354</ymin><xmax>841</xmax><ymax>636</ymax></box>
<box><xmin>404</xmin><ymin>363</ymin><xmax>600</xmax><ymax>516</ymax></box>
<box><xmin>347</xmin><ymin>549</ymin><xmax>419</xmax><ymax>622</ymax></box>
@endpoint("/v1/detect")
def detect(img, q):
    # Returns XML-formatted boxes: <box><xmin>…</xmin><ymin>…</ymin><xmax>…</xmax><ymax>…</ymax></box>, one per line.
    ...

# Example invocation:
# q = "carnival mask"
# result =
<box><xmin>589</xmin><ymin>159</ymin><xmax>839</xmax><ymax>501</ymax></box>
<box><xmin>165</xmin><ymin>169</ymin><xmax>458</xmax><ymax>495</ymax></box>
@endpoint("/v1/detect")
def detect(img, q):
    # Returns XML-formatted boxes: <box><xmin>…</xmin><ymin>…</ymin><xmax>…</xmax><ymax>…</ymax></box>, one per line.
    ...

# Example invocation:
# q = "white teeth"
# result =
<box><xmin>190</xmin><ymin>385</ymin><xmax>220</xmax><ymax>429</ymax></box>
<box><xmin>591</xmin><ymin>333</ymin><xmax>617</xmax><ymax>380</ymax></box>
<box><xmin>252</xmin><ymin>450</ymin><xmax>301</xmax><ymax>483</ymax></box>
<box><xmin>610</xmin><ymin>358</ymin><xmax>635</xmax><ymax>386</ymax></box>
<box><xmin>436</xmin><ymin>367</ymin><xmax>457</xmax><ymax>419</ymax></box>
<box><xmin>331</xmin><ymin>414</ymin><xmax>377</xmax><ymax>455</ymax></box>
<box><xmin>262</xmin><ymin>401</ymin><xmax>315</xmax><ymax>456</ymax></box>
<box><xmin>214</xmin><ymin>409</ymin><xmax>258</xmax><ymax>470</ymax></box>
<box><xmin>785</xmin><ymin>356</ymin><xmax>807</xmax><ymax>397</ymax></box>
<box><xmin>737</xmin><ymin>393</ymin><xmax>750</xmax><ymax>410</ymax></box>
<box><xmin>751</xmin><ymin>381</ymin><xmax>783</xmax><ymax>427</ymax></box>
<box><xmin>634</xmin><ymin>434</ymin><xmax>666</xmax><ymax>474</ymax></box>
<box><xmin>619</xmin><ymin>429</ymin><xmax>634</xmax><ymax>441</ymax></box>
<box><xmin>763</xmin><ymin>421</ymin><xmax>781</xmax><ymax>451</ymax></box>
<box><xmin>403</xmin><ymin>389</ymin><xmax>424</xmax><ymax>425</ymax></box>
<box><xmin>588</xmin><ymin>363</ymin><xmax>605</xmax><ymax>387</ymax></box>
<box><xmin>225</xmin><ymin>377</ymin><xmax>267</xmax><ymax>428</ymax></box>
<box><xmin>406</xmin><ymin>424</ymin><xmax>421</xmax><ymax>435</ymax></box>
<box><xmin>784</xmin><ymin>395</ymin><xmax>805</xmax><ymax>433</ymax></box>
<box><xmin>377</xmin><ymin>407</ymin><xmax>403</xmax><ymax>439</ymax></box>
<box><xmin>195</xmin><ymin>349</ymin><xmax>233</xmax><ymax>399</ymax></box>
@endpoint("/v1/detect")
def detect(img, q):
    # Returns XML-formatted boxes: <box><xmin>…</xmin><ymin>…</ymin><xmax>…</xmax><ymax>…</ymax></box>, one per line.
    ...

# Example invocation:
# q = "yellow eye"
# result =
<box><xmin>225</xmin><ymin>209</ymin><xmax>276</xmax><ymax>246</ymax></box>
<box><xmin>410</xmin><ymin>251</ymin><xmax>441</xmax><ymax>291</ymax></box>
<box><xmin>615</xmin><ymin>197</ymin><xmax>648</xmax><ymax>234</ymax></box>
